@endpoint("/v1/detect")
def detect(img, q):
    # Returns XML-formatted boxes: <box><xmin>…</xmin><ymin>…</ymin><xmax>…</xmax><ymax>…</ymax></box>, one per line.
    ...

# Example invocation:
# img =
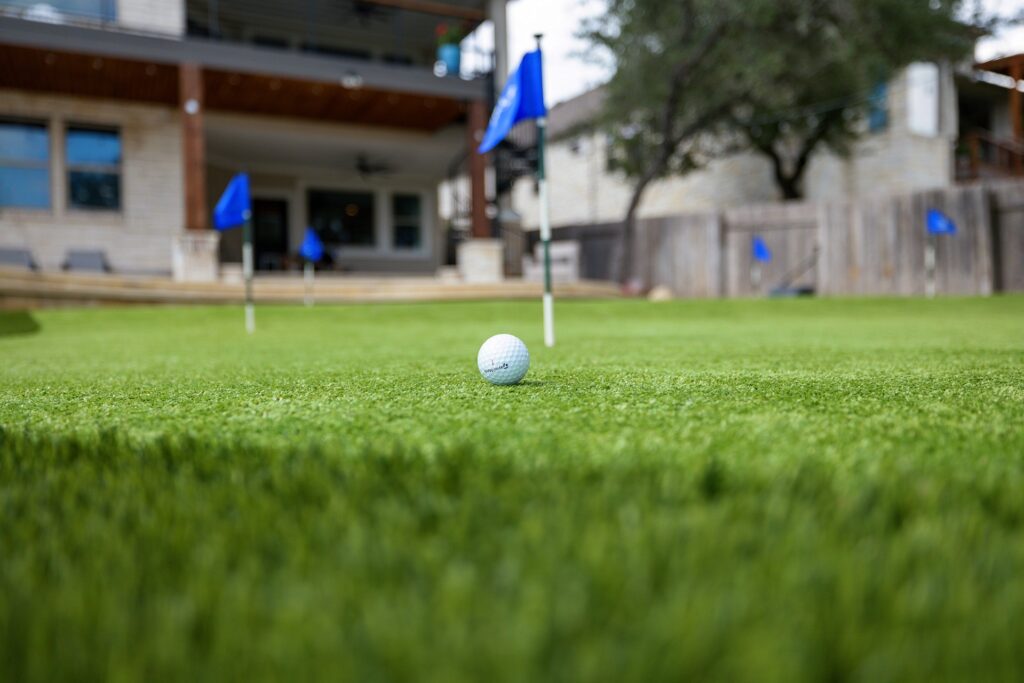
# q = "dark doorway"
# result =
<box><xmin>252</xmin><ymin>198</ymin><xmax>290</xmax><ymax>270</ymax></box>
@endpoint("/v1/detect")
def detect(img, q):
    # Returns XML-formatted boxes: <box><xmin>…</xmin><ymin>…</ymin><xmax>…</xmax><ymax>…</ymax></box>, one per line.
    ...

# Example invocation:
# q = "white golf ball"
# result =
<box><xmin>477</xmin><ymin>334</ymin><xmax>530</xmax><ymax>385</ymax></box>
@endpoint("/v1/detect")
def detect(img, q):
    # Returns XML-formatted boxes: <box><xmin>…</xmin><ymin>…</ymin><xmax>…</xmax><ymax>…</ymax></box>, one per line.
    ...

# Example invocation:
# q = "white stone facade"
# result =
<box><xmin>513</xmin><ymin>64</ymin><xmax>959</xmax><ymax>229</ymax></box>
<box><xmin>0</xmin><ymin>90</ymin><xmax>184</xmax><ymax>273</ymax></box>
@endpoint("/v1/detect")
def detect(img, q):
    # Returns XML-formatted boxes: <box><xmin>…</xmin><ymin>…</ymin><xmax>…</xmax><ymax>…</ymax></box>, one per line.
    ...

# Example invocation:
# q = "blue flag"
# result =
<box><xmin>926</xmin><ymin>208</ymin><xmax>957</xmax><ymax>235</ymax></box>
<box><xmin>752</xmin><ymin>236</ymin><xmax>772</xmax><ymax>263</ymax></box>
<box><xmin>213</xmin><ymin>173</ymin><xmax>251</xmax><ymax>230</ymax></box>
<box><xmin>300</xmin><ymin>227</ymin><xmax>324</xmax><ymax>262</ymax></box>
<box><xmin>478</xmin><ymin>49</ymin><xmax>547</xmax><ymax>153</ymax></box>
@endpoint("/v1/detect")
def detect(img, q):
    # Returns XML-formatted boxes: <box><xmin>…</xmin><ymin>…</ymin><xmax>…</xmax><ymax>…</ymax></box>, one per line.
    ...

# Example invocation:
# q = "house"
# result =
<box><xmin>0</xmin><ymin>0</ymin><xmax>509</xmax><ymax>278</ymax></box>
<box><xmin>511</xmin><ymin>59</ymin><xmax>1024</xmax><ymax>230</ymax></box>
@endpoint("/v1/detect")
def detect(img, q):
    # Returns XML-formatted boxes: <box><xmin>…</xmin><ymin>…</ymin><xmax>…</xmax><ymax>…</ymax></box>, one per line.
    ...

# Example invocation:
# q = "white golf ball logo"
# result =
<box><xmin>477</xmin><ymin>334</ymin><xmax>530</xmax><ymax>385</ymax></box>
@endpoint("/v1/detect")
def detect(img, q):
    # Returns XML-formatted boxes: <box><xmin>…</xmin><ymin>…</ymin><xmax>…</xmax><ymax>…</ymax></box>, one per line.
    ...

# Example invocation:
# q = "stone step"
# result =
<box><xmin>0</xmin><ymin>269</ymin><xmax>620</xmax><ymax>306</ymax></box>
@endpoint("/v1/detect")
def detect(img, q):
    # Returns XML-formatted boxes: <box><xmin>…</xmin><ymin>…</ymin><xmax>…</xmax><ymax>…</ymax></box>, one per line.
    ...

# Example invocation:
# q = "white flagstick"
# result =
<box><xmin>538</xmin><ymin>138</ymin><xmax>554</xmax><ymax>348</ymax></box>
<box><xmin>304</xmin><ymin>261</ymin><xmax>314</xmax><ymax>307</ymax></box>
<box><xmin>751</xmin><ymin>262</ymin><xmax>762</xmax><ymax>293</ymax></box>
<box><xmin>242</xmin><ymin>213</ymin><xmax>255</xmax><ymax>333</ymax></box>
<box><xmin>535</xmin><ymin>34</ymin><xmax>554</xmax><ymax>348</ymax></box>
<box><xmin>924</xmin><ymin>234</ymin><xmax>937</xmax><ymax>299</ymax></box>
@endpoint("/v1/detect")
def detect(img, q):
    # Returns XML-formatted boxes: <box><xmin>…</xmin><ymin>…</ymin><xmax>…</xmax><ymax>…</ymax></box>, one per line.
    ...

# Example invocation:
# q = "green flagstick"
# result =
<box><xmin>242</xmin><ymin>211</ymin><xmax>255</xmax><ymax>334</ymax></box>
<box><xmin>535</xmin><ymin>33</ymin><xmax>554</xmax><ymax>348</ymax></box>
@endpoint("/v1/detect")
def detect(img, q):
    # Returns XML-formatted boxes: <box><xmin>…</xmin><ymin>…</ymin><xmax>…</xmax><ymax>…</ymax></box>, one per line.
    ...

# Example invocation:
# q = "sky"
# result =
<box><xmin>469</xmin><ymin>0</ymin><xmax>1024</xmax><ymax>106</ymax></box>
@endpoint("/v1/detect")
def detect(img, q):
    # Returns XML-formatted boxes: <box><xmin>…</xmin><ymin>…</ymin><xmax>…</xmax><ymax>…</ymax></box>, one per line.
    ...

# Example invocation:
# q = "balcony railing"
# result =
<box><xmin>957</xmin><ymin>129</ymin><xmax>1024</xmax><ymax>181</ymax></box>
<box><xmin>186</xmin><ymin>0</ymin><xmax>489</xmax><ymax>76</ymax></box>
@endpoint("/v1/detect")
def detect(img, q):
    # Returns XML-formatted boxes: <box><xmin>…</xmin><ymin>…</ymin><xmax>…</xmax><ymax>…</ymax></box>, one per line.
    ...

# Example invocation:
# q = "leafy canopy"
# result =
<box><xmin>585</xmin><ymin>0</ymin><xmax>991</xmax><ymax>200</ymax></box>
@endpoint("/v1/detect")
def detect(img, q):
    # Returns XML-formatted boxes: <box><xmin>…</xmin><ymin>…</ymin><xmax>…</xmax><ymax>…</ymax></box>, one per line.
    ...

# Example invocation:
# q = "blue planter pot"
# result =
<box><xmin>437</xmin><ymin>43</ymin><xmax>461</xmax><ymax>77</ymax></box>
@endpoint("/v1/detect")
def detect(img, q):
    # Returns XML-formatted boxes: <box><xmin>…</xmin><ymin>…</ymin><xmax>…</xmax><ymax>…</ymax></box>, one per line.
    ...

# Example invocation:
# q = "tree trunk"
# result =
<box><xmin>766</xmin><ymin>146</ymin><xmax>805</xmax><ymax>200</ymax></box>
<box><xmin>777</xmin><ymin>173</ymin><xmax>803</xmax><ymax>200</ymax></box>
<box><xmin>619</xmin><ymin>173</ymin><xmax>656</xmax><ymax>288</ymax></box>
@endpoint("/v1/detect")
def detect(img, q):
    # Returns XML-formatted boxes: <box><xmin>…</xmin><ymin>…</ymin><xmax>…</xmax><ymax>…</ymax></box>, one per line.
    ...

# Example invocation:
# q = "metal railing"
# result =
<box><xmin>957</xmin><ymin>129</ymin><xmax>1024</xmax><ymax>181</ymax></box>
<box><xmin>186</xmin><ymin>0</ymin><xmax>490</xmax><ymax>78</ymax></box>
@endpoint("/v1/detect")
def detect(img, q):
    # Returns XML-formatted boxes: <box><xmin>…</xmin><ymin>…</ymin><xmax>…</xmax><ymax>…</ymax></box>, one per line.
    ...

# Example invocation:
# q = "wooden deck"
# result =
<box><xmin>0</xmin><ymin>269</ymin><xmax>619</xmax><ymax>307</ymax></box>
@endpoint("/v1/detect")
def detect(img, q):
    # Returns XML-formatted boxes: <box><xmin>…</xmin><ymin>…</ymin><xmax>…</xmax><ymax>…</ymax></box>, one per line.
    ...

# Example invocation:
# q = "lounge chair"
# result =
<box><xmin>0</xmin><ymin>247</ymin><xmax>39</xmax><ymax>271</ymax></box>
<box><xmin>62</xmin><ymin>249</ymin><xmax>112</xmax><ymax>273</ymax></box>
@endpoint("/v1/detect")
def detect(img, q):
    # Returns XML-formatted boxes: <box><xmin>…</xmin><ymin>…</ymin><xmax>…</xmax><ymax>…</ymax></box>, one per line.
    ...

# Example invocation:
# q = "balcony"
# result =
<box><xmin>186</xmin><ymin>0</ymin><xmax>492</xmax><ymax>76</ymax></box>
<box><xmin>956</xmin><ymin>130</ymin><xmax>1024</xmax><ymax>181</ymax></box>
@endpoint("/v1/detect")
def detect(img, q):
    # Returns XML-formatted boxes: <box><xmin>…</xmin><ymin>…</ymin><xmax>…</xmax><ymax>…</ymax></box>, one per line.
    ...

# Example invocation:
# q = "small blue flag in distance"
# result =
<box><xmin>926</xmin><ymin>208</ymin><xmax>957</xmax><ymax>235</ymax></box>
<box><xmin>213</xmin><ymin>173</ymin><xmax>251</xmax><ymax>231</ymax></box>
<box><xmin>752</xmin><ymin>236</ymin><xmax>772</xmax><ymax>263</ymax></box>
<box><xmin>478</xmin><ymin>49</ymin><xmax>547</xmax><ymax>154</ymax></box>
<box><xmin>300</xmin><ymin>227</ymin><xmax>324</xmax><ymax>262</ymax></box>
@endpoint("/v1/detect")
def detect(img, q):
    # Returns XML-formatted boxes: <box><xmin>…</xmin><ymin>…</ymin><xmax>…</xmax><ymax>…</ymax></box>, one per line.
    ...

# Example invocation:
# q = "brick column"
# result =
<box><xmin>467</xmin><ymin>99</ymin><xmax>490</xmax><ymax>238</ymax></box>
<box><xmin>180</xmin><ymin>63</ymin><xmax>207</xmax><ymax>231</ymax></box>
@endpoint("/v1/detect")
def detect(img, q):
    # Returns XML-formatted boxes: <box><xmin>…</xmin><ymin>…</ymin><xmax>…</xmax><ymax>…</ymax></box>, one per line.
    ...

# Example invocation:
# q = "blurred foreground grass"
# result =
<box><xmin>1</xmin><ymin>297</ymin><xmax>1023</xmax><ymax>681</ymax></box>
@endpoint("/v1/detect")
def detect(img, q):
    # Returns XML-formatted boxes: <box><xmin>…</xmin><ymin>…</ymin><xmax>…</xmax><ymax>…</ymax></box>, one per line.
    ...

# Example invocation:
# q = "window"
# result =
<box><xmin>392</xmin><ymin>194</ymin><xmax>422</xmax><ymax>249</ymax></box>
<box><xmin>0</xmin><ymin>119</ymin><xmax>50</xmax><ymax>209</ymax></box>
<box><xmin>12</xmin><ymin>0</ymin><xmax>116</xmax><ymax>23</ymax></box>
<box><xmin>66</xmin><ymin>125</ymin><xmax>121</xmax><ymax>210</ymax></box>
<box><xmin>308</xmin><ymin>189</ymin><xmax>375</xmax><ymax>247</ymax></box>
<box><xmin>868</xmin><ymin>82</ymin><xmax>888</xmax><ymax>133</ymax></box>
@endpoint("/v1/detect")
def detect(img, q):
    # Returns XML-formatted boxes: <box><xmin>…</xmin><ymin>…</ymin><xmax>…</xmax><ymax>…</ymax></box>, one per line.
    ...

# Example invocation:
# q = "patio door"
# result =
<box><xmin>252</xmin><ymin>198</ymin><xmax>290</xmax><ymax>270</ymax></box>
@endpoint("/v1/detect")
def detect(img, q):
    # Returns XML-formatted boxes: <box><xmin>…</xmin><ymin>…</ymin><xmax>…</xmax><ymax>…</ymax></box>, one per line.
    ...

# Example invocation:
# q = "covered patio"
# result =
<box><xmin>0</xmin><ymin>14</ymin><xmax>493</xmax><ymax>277</ymax></box>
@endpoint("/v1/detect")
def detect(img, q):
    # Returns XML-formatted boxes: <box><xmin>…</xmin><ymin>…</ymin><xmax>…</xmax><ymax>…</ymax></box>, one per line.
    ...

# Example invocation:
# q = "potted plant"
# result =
<box><xmin>435</xmin><ymin>23</ymin><xmax>464</xmax><ymax>77</ymax></box>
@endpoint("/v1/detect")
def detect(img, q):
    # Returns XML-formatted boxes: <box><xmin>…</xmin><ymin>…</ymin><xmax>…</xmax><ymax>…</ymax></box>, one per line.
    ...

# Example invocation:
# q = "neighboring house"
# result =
<box><xmin>512</xmin><ymin>59</ymin><xmax>1024</xmax><ymax>230</ymax></box>
<box><xmin>0</xmin><ymin>0</ymin><xmax>507</xmax><ymax>276</ymax></box>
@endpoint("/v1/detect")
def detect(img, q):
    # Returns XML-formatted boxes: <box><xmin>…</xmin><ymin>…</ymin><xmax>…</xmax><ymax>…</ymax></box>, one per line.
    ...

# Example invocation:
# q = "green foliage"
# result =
<box><xmin>1</xmin><ymin>298</ymin><xmax>1024</xmax><ymax>681</ymax></box>
<box><xmin>583</xmin><ymin>0</ymin><xmax>761</xmax><ymax>180</ymax></box>
<box><xmin>731</xmin><ymin>0</ymin><xmax>985</xmax><ymax>198</ymax></box>
<box><xmin>585</xmin><ymin>0</ymin><xmax>993</xmax><ymax>199</ymax></box>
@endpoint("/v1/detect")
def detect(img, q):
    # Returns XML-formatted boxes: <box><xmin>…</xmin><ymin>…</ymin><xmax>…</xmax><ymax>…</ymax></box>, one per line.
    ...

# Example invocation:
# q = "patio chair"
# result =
<box><xmin>0</xmin><ymin>247</ymin><xmax>39</xmax><ymax>271</ymax></box>
<box><xmin>62</xmin><ymin>249</ymin><xmax>112</xmax><ymax>273</ymax></box>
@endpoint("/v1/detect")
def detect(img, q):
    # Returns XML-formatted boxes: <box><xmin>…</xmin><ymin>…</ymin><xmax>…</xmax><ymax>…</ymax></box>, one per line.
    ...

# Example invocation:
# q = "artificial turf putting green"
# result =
<box><xmin>1</xmin><ymin>297</ymin><xmax>1023</xmax><ymax>681</ymax></box>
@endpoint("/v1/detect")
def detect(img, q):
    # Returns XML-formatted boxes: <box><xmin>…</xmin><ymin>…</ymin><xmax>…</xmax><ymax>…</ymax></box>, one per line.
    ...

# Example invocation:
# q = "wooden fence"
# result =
<box><xmin>534</xmin><ymin>180</ymin><xmax>1024</xmax><ymax>298</ymax></box>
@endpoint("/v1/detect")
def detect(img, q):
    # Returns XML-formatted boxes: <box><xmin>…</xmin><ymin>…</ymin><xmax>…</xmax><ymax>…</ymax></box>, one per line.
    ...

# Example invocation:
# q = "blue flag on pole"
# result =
<box><xmin>926</xmin><ymin>208</ymin><xmax>957</xmax><ymax>235</ymax></box>
<box><xmin>478</xmin><ymin>50</ymin><xmax>547</xmax><ymax>153</ymax></box>
<box><xmin>752</xmin><ymin>236</ymin><xmax>772</xmax><ymax>263</ymax></box>
<box><xmin>213</xmin><ymin>173</ymin><xmax>251</xmax><ymax>230</ymax></box>
<box><xmin>300</xmin><ymin>227</ymin><xmax>324</xmax><ymax>262</ymax></box>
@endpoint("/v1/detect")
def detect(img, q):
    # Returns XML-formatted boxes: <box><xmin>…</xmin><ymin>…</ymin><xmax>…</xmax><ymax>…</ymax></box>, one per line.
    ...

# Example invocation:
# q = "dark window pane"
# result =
<box><xmin>394</xmin><ymin>224</ymin><xmax>421</xmax><ymax>249</ymax></box>
<box><xmin>67</xmin><ymin>127</ymin><xmax>120</xmax><ymax>165</ymax></box>
<box><xmin>308</xmin><ymin>190</ymin><xmax>375</xmax><ymax>247</ymax></box>
<box><xmin>0</xmin><ymin>121</ymin><xmax>49</xmax><ymax>162</ymax></box>
<box><xmin>868</xmin><ymin>82</ymin><xmax>888</xmax><ymax>133</ymax></box>
<box><xmin>68</xmin><ymin>171</ymin><xmax>119</xmax><ymax>209</ymax></box>
<box><xmin>0</xmin><ymin>167</ymin><xmax>50</xmax><ymax>208</ymax></box>
<box><xmin>393</xmin><ymin>193</ymin><xmax>420</xmax><ymax>218</ymax></box>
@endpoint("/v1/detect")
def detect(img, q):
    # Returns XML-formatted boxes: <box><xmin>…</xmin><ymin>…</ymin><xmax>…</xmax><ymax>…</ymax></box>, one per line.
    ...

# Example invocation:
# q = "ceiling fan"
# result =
<box><xmin>355</xmin><ymin>154</ymin><xmax>394</xmax><ymax>178</ymax></box>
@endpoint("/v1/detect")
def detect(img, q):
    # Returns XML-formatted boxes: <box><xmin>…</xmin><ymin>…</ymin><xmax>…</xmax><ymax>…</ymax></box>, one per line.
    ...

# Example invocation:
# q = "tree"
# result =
<box><xmin>729</xmin><ymin>0</ymin><xmax>986</xmax><ymax>200</ymax></box>
<box><xmin>584</xmin><ymin>0</ymin><xmax>993</xmax><ymax>285</ymax></box>
<box><xmin>583</xmin><ymin>0</ymin><xmax>769</xmax><ymax>287</ymax></box>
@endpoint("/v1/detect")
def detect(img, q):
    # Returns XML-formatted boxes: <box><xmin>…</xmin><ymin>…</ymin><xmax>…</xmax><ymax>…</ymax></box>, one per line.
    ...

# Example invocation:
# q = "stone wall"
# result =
<box><xmin>0</xmin><ymin>90</ymin><xmax>183</xmax><ymax>274</ymax></box>
<box><xmin>514</xmin><ymin>64</ymin><xmax>958</xmax><ymax>229</ymax></box>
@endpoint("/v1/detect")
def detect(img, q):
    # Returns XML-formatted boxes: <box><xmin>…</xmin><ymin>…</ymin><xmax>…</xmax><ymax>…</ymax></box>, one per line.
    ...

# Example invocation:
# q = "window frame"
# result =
<box><xmin>65</xmin><ymin>123</ymin><xmax>122</xmax><ymax>212</ymax></box>
<box><xmin>0</xmin><ymin>117</ymin><xmax>52</xmax><ymax>211</ymax></box>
